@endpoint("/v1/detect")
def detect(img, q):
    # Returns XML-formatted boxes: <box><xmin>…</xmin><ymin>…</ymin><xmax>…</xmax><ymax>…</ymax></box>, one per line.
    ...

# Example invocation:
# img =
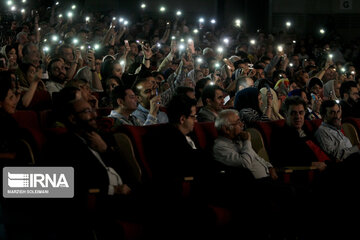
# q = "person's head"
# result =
<box><xmin>167</xmin><ymin>94</ymin><xmax>197</xmax><ymax>135</ymax></box>
<box><xmin>320</xmin><ymin>100</ymin><xmax>342</xmax><ymax>129</ymax></box>
<box><xmin>22</xmin><ymin>43</ymin><xmax>40</xmax><ymax>67</ymax></box>
<box><xmin>201</xmin><ymin>84</ymin><xmax>225</xmax><ymax>112</ymax></box>
<box><xmin>16</xmin><ymin>31</ymin><xmax>28</xmax><ymax>45</ymax></box>
<box><xmin>234</xmin><ymin>87</ymin><xmax>263</xmax><ymax>114</ymax></box>
<box><xmin>194</xmin><ymin>69</ymin><xmax>204</xmax><ymax>82</ymax></box>
<box><xmin>129</xmin><ymin>41</ymin><xmax>139</xmax><ymax>56</ymax></box>
<box><xmin>0</xmin><ymin>71</ymin><xmax>18</xmax><ymax>114</ymax></box>
<box><xmin>100</xmin><ymin>59</ymin><xmax>123</xmax><ymax>81</ymax></box>
<box><xmin>151</xmin><ymin>71</ymin><xmax>165</xmax><ymax>86</ymax></box>
<box><xmin>132</xmin><ymin>70</ymin><xmax>157</xmax><ymax>109</ymax></box>
<box><xmin>111</xmin><ymin>85</ymin><xmax>138</xmax><ymax>113</ymax></box>
<box><xmin>19</xmin><ymin>63</ymin><xmax>39</xmax><ymax>84</ymax></box>
<box><xmin>63</xmin><ymin>99</ymin><xmax>98</xmax><ymax>132</ymax></box>
<box><xmin>57</xmin><ymin>44</ymin><xmax>74</xmax><ymax>64</ymax></box>
<box><xmin>195</xmin><ymin>77</ymin><xmax>211</xmax><ymax>101</ymax></box>
<box><xmin>294</xmin><ymin>70</ymin><xmax>310</xmax><ymax>88</ymax></box>
<box><xmin>5</xmin><ymin>45</ymin><xmax>17</xmax><ymax>63</ymax></box>
<box><xmin>235</xmin><ymin>76</ymin><xmax>254</xmax><ymax>92</ymax></box>
<box><xmin>283</xmin><ymin>96</ymin><xmax>307</xmax><ymax>130</ymax></box>
<box><xmin>215</xmin><ymin>109</ymin><xmax>244</xmax><ymax>139</ymax></box>
<box><xmin>200</xmin><ymin>62</ymin><xmax>210</xmax><ymax>76</ymax></box>
<box><xmin>307</xmin><ymin>77</ymin><xmax>323</xmax><ymax>95</ymax></box>
<box><xmin>65</xmin><ymin>79</ymin><xmax>92</xmax><ymax>102</ymax></box>
<box><xmin>272</xmin><ymin>70</ymin><xmax>287</xmax><ymax>83</ymax></box>
<box><xmin>104</xmin><ymin>75</ymin><xmax>122</xmax><ymax>94</ymax></box>
<box><xmin>48</xmin><ymin>58</ymin><xmax>67</xmax><ymax>83</ymax></box>
<box><xmin>174</xmin><ymin>86</ymin><xmax>196</xmax><ymax>100</ymax></box>
<box><xmin>340</xmin><ymin>80</ymin><xmax>359</xmax><ymax>104</ymax></box>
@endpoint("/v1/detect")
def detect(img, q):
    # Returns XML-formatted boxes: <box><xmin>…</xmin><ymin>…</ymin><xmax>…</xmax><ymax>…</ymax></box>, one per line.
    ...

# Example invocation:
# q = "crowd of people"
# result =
<box><xmin>1</xmin><ymin>1</ymin><xmax>360</xmax><ymax>240</ymax></box>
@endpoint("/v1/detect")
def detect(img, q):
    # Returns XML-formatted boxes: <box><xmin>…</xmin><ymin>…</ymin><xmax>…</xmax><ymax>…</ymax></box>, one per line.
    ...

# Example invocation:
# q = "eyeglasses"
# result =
<box><xmin>188</xmin><ymin>114</ymin><xmax>197</xmax><ymax>119</ymax></box>
<box><xmin>230</xmin><ymin>120</ymin><xmax>243</xmax><ymax>126</ymax></box>
<box><xmin>75</xmin><ymin>108</ymin><xmax>96</xmax><ymax>115</ymax></box>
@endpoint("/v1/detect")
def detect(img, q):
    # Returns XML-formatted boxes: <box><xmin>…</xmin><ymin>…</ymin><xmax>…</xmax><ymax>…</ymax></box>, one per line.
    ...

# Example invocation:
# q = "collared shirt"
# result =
<box><xmin>109</xmin><ymin>110</ymin><xmax>141</xmax><ymax>127</ymax></box>
<box><xmin>213</xmin><ymin>136</ymin><xmax>273</xmax><ymax>179</ymax></box>
<box><xmin>132</xmin><ymin>104</ymin><xmax>168</xmax><ymax>125</ymax></box>
<box><xmin>75</xmin><ymin>134</ymin><xmax>123</xmax><ymax>195</ymax></box>
<box><xmin>315</xmin><ymin>122</ymin><xmax>359</xmax><ymax>161</ymax></box>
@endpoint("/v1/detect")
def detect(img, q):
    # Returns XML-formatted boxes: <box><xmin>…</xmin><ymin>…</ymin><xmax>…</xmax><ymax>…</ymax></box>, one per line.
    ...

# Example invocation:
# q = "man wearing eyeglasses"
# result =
<box><xmin>213</xmin><ymin>109</ymin><xmax>276</xmax><ymax>180</ymax></box>
<box><xmin>46</xmin><ymin>97</ymin><xmax>146</xmax><ymax>239</ymax></box>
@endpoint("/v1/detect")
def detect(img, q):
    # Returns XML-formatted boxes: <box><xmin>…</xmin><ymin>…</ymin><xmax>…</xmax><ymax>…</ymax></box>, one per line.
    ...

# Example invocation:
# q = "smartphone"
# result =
<box><xmin>311</xmin><ymin>93</ymin><xmax>316</xmax><ymax>101</ymax></box>
<box><xmin>223</xmin><ymin>95</ymin><xmax>230</xmax><ymax>105</ymax></box>
<box><xmin>124</xmin><ymin>40</ymin><xmax>129</xmax><ymax>48</ymax></box>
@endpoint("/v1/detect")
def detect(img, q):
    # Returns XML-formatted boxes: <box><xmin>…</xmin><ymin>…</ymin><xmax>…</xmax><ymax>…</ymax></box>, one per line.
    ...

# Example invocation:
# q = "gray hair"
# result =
<box><xmin>215</xmin><ymin>109</ymin><xmax>240</xmax><ymax>133</ymax></box>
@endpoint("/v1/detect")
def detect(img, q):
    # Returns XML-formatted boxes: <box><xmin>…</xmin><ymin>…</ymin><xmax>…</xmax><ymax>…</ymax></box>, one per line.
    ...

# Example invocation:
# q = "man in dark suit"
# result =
<box><xmin>143</xmin><ymin>95</ymin><xmax>215</xmax><ymax>240</ymax></box>
<box><xmin>47</xmin><ymin>97</ymin><xmax>145</xmax><ymax>239</ymax></box>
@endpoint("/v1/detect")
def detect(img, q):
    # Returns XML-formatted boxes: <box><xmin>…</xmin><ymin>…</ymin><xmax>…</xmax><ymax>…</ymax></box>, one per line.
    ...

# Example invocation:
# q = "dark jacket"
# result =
<box><xmin>270</xmin><ymin>124</ymin><xmax>318</xmax><ymax>167</ymax></box>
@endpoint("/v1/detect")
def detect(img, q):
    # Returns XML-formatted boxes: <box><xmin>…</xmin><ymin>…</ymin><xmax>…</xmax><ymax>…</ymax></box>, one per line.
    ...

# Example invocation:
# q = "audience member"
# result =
<box><xmin>197</xmin><ymin>84</ymin><xmax>224</xmax><ymax>122</ymax></box>
<box><xmin>131</xmin><ymin>70</ymin><xmax>168</xmax><ymax>125</ymax></box>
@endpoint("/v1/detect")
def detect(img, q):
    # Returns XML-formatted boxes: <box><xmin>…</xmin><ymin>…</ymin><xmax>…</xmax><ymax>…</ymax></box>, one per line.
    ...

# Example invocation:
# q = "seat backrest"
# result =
<box><xmin>247</xmin><ymin>128</ymin><xmax>270</xmax><ymax>162</ymax></box>
<box><xmin>12</xmin><ymin>110</ymin><xmax>47</xmax><ymax>155</ymax></box>
<box><xmin>13</xmin><ymin>110</ymin><xmax>40</xmax><ymax>130</ymax></box>
<box><xmin>113</xmin><ymin>133</ymin><xmax>142</xmax><ymax>183</ymax></box>
<box><xmin>343</xmin><ymin>117</ymin><xmax>360</xmax><ymax>136</ymax></box>
<box><xmin>96</xmin><ymin>117</ymin><xmax>115</xmax><ymax>133</ymax></box>
<box><xmin>96</xmin><ymin>107</ymin><xmax>112</xmax><ymax>117</ymax></box>
<box><xmin>115</xmin><ymin>124</ymin><xmax>166</xmax><ymax>181</ymax></box>
<box><xmin>342</xmin><ymin>122</ymin><xmax>360</xmax><ymax>146</ymax></box>
<box><xmin>193</xmin><ymin>122</ymin><xmax>218</xmax><ymax>150</ymax></box>
<box><xmin>252</xmin><ymin>120</ymin><xmax>285</xmax><ymax>152</ymax></box>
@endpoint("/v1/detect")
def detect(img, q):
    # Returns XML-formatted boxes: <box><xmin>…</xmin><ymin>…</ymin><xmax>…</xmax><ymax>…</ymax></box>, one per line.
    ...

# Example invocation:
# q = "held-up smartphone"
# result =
<box><xmin>311</xmin><ymin>93</ymin><xmax>316</xmax><ymax>101</ymax></box>
<box><xmin>223</xmin><ymin>95</ymin><xmax>230</xmax><ymax>105</ymax></box>
<box><xmin>124</xmin><ymin>40</ymin><xmax>129</xmax><ymax>48</ymax></box>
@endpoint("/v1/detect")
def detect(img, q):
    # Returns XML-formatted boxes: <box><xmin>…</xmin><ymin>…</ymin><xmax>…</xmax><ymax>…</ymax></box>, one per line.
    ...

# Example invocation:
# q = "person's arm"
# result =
<box><xmin>102</xmin><ymin>25</ymin><xmax>115</xmax><ymax>46</ymax></box>
<box><xmin>87</xmin><ymin>50</ymin><xmax>103</xmax><ymax>91</ymax></box>
<box><xmin>315</xmin><ymin>127</ymin><xmax>359</xmax><ymax>161</ymax></box>
<box><xmin>264</xmin><ymin>55</ymin><xmax>280</xmax><ymax>76</ymax></box>
<box><xmin>21</xmin><ymin>68</ymin><xmax>42</xmax><ymax>107</ymax></box>
<box><xmin>157</xmin><ymin>39</ymin><xmax>177</xmax><ymax>72</ymax></box>
<box><xmin>213</xmin><ymin>138</ymin><xmax>254</xmax><ymax>168</ymax></box>
<box><xmin>66</xmin><ymin>48</ymin><xmax>81</xmax><ymax>80</ymax></box>
<box><xmin>34</xmin><ymin>14</ymin><xmax>40</xmax><ymax>44</ymax></box>
<box><xmin>314</xmin><ymin>58</ymin><xmax>332</xmax><ymax>80</ymax></box>
<box><xmin>114</xmin><ymin>26</ymin><xmax>126</xmax><ymax>45</ymax></box>
<box><xmin>159</xmin><ymin>23</ymin><xmax>171</xmax><ymax>44</ymax></box>
<box><xmin>142</xmin><ymin>44</ymin><xmax>153</xmax><ymax>69</ymax></box>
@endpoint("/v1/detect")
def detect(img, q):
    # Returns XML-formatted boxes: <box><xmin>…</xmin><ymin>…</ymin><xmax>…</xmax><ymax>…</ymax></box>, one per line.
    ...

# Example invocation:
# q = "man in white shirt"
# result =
<box><xmin>315</xmin><ymin>100</ymin><xmax>360</xmax><ymax>162</ymax></box>
<box><xmin>213</xmin><ymin>109</ymin><xmax>277</xmax><ymax>180</ymax></box>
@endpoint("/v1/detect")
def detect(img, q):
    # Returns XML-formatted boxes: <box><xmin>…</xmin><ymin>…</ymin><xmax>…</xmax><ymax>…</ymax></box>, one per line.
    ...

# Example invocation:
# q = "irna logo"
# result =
<box><xmin>3</xmin><ymin>167</ymin><xmax>74</xmax><ymax>198</ymax></box>
<box><xmin>8</xmin><ymin>172</ymin><xmax>69</xmax><ymax>188</ymax></box>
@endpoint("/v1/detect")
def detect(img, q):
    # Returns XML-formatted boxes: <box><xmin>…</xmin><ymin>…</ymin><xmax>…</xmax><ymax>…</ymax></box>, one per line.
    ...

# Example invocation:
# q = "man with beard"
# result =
<box><xmin>131</xmin><ymin>70</ymin><xmax>168</xmax><ymax>125</ymax></box>
<box><xmin>339</xmin><ymin>80</ymin><xmax>360</xmax><ymax>119</ymax></box>
<box><xmin>45</xmin><ymin>97</ymin><xmax>145</xmax><ymax>239</ymax></box>
<box><xmin>197</xmin><ymin>84</ymin><xmax>225</xmax><ymax>122</ymax></box>
<box><xmin>315</xmin><ymin>100</ymin><xmax>360</xmax><ymax>162</ymax></box>
<box><xmin>46</xmin><ymin>58</ymin><xmax>67</xmax><ymax>96</ymax></box>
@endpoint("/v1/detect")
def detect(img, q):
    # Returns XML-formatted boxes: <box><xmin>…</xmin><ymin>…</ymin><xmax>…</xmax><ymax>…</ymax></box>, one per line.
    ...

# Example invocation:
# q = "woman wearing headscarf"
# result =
<box><xmin>259</xmin><ymin>87</ymin><xmax>284</xmax><ymax>120</ymax></box>
<box><xmin>234</xmin><ymin>87</ymin><xmax>271</xmax><ymax>128</ymax></box>
<box><xmin>0</xmin><ymin>45</ymin><xmax>18</xmax><ymax>71</ymax></box>
<box><xmin>323</xmin><ymin>79</ymin><xmax>340</xmax><ymax>100</ymax></box>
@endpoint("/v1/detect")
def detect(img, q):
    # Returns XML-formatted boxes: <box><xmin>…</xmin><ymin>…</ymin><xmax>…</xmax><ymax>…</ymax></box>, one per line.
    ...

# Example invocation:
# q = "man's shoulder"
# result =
<box><xmin>197</xmin><ymin>107</ymin><xmax>216</xmax><ymax>122</ymax></box>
